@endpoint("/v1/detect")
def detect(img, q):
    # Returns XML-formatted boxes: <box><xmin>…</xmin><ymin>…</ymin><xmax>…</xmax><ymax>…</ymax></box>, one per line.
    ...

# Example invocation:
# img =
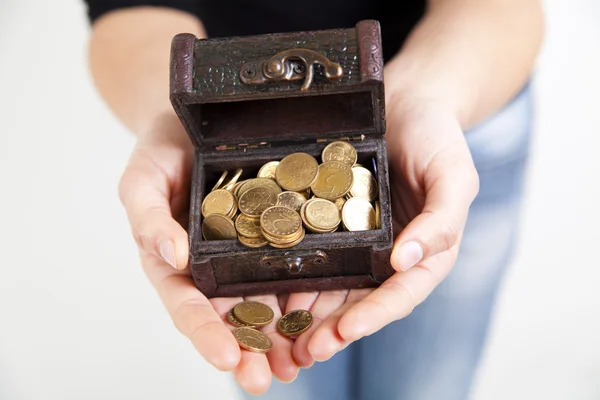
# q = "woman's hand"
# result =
<box><xmin>118</xmin><ymin>113</ymin><xmax>299</xmax><ymax>395</ymax></box>
<box><xmin>288</xmin><ymin>94</ymin><xmax>480</xmax><ymax>367</ymax></box>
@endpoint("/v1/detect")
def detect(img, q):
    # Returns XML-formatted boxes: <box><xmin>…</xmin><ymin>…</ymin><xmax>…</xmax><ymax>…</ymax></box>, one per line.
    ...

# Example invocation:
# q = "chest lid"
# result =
<box><xmin>170</xmin><ymin>20</ymin><xmax>385</xmax><ymax>151</ymax></box>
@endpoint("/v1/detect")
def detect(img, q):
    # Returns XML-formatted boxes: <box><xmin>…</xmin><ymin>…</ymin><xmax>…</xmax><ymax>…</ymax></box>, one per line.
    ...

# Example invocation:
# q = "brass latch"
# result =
<box><xmin>260</xmin><ymin>250</ymin><xmax>328</xmax><ymax>274</ymax></box>
<box><xmin>240</xmin><ymin>49</ymin><xmax>343</xmax><ymax>91</ymax></box>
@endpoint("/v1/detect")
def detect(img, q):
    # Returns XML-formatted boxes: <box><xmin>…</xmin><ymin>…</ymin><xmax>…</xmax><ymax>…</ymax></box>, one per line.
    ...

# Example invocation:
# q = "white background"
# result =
<box><xmin>1</xmin><ymin>1</ymin><xmax>599</xmax><ymax>399</ymax></box>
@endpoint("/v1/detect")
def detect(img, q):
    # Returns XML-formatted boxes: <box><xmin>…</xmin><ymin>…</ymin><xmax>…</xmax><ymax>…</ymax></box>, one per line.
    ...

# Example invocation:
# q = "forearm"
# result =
<box><xmin>385</xmin><ymin>0</ymin><xmax>544</xmax><ymax>129</ymax></box>
<box><xmin>88</xmin><ymin>6</ymin><xmax>206</xmax><ymax>136</ymax></box>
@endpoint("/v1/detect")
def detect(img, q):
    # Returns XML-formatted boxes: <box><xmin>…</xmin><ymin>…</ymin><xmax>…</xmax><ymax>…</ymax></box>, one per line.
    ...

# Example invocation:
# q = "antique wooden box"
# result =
<box><xmin>170</xmin><ymin>20</ymin><xmax>395</xmax><ymax>298</ymax></box>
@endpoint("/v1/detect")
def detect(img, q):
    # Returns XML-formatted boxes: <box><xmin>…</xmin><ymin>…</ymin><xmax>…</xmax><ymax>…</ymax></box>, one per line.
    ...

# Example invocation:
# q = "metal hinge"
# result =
<box><xmin>316</xmin><ymin>134</ymin><xmax>365</xmax><ymax>143</ymax></box>
<box><xmin>215</xmin><ymin>142</ymin><xmax>271</xmax><ymax>151</ymax></box>
<box><xmin>214</xmin><ymin>135</ymin><xmax>365</xmax><ymax>151</ymax></box>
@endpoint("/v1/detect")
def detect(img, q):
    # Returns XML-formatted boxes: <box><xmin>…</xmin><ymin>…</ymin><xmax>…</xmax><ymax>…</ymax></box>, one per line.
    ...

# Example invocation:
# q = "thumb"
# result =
<box><xmin>119</xmin><ymin>148</ymin><xmax>189</xmax><ymax>270</ymax></box>
<box><xmin>391</xmin><ymin>147</ymin><xmax>479</xmax><ymax>271</ymax></box>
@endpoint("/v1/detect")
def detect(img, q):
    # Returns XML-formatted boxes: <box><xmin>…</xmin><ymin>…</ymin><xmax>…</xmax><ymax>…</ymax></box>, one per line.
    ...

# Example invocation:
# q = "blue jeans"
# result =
<box><xmin>242</xmin><ymin>83</ymin><xmax>533</xmax><ymax>400</ymax></box>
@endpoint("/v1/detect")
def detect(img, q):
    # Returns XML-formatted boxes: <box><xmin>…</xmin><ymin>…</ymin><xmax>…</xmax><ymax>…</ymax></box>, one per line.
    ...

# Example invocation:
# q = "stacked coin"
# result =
<box><xmin>300</xmin><ymin>198</ymin><xmax>341</xmax><ymax>233</ymax></box>
<box><xmin>200</xmin><ymin>140</ymin><xmax>381</xmax><ymax>247</ymax></box>
<box><xmin>227</xmin><ymin>300</ymin><xmax>314</xmax><ymax>353</ymax></box>
<box><xmin>260</xmin><ymin>206</ymin><xmax>305</xmax><ymax>248</ymax></box>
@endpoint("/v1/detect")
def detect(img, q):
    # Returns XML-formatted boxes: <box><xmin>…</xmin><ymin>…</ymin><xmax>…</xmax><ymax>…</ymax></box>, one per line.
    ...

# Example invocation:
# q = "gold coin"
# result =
<box><xmin>257</xmin><ymin>161</ymin><xmax>280</xmax><ymax>179</ymax></box>
<box><xmin>321</xmin><ymin>141</ymin><xmax>357</xmax><ymax>167</ymax></box>
<box><xmin>277</xmin><ymin>191</ymin><xmax>307</xmax><ymax>212</ymax></box>
<box><xmin>260</xmin><ymin>206</ymin><xmax>302</xmax><ymax>238</ymax></box>
<box><xmin>201</xmin><ymin>214</ymin><xmax>237</xmax><ymax>240</ymax></box>
<box><xmin>201</xmin><ymin>189</ymin><xmax>235</xmax><ymax>217</ymax></box>
<box><xmin>233</xmin><ymin>327</ymin><xmax>272</xmax><ymax>353</ymax></box>
<box><xmin>350</xmin><ymin>166</ymin><xmax>378</xmax><ymax>202</ymax></box>
<box><xmin>341</xmin><ymin>197</ymin><xmax>376</xmax><ymax>231</ymax></box>
<box><xmin>275</xmin><ymin>153</ymin><xmax>319</xmax><ymax>191</ymax></box>
<box><xmin>226</xmin><ymin>196</ymin><xmax>238</xmax><ymax>219</ymax></box>
<box><xmin>299</xmin><ymin>200</ymin><xmax>335</xmax><ymax>233</ymax></box>
<box><xmin>233</xmin><ymin>180</ymin><xmax>247</xmax><ymax>198</ymax></box>
<box><xmin>277</xmin><ymin>310</ymin><xmax>313</xmax><ymax>337</ymax></box>
<box><xmin>262</xmin><ymin>224</ymin><xmax>303</xmax><ymax>244</ymax></box>
<box><xmin>334</xmin><ymin>197</ymin><xmax>346</xmax><ymax>211</ymax></box>
<box><xmin>238</xmin><ymin>234</ymin><xmax>268</xmax><ymax>248</ymax></box>
<box><xmin>211</xmin><ymin>171</ymin><xmax>228</xmax><ymax>192</ymax></box>
<box><xmin>269</xmin><ymin>227</ymin><xmax>305</xmax><ymax>248</ymax></box>
<box><xmin>235</xmin><ymin>214</ymin><xmax>262</xmax><ymax>238</ymax></box>
<box><xmin>238</xmin><ymin>178</ymin><xmax>282</xmax><ymax>197</ymax></box>
<box><xmin>238</xmin><ymin>186</ymin><xmax>278</xmax><ymax>218</ymax></box>
<box><xmin>310</xmin><ymin>161</ymin><xmax>353</xmax><ymax>200</ymax></box>
<box><xmin>221</xmin><ymin>168</ymin><xmax>243</xmax><ymax>191</ymax></box>
<box><xmin>375</xmin><ymin>200</ymin><xmax>381</xmax><ymax>229</ymax></box>
<box><xmin>233</xmin><ymin>301</ymin><xmax>274</xmax><ymax>327</ymax></box>
<box><xmin>227</xmin><ymin>308</ymin><xmax>256</xmax><ymax>328</ymax></box>
<box><xmin>299</xmin><ymin>188</ymin><xmax>311</xmax><ymax>199</ymax></box>
<box><xmin>305</xmin><ymin>198</ymin><xmax>340</xmax><ymax>230</ymax></box>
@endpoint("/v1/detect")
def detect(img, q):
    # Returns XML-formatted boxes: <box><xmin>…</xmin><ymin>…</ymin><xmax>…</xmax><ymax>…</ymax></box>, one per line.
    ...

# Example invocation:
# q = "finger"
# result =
<box><xmin>233</xmin><ymin>351</ymin><xmax>272</xmax><ymax>396</ymax></box>
<box><xmin>244</xmin><ymin>294</ymin><xmax>297</xmax><ymax>384</ymax></box>
<box><xmin>143</xmin><ymin>253</ymin><xmax>241</xmax><ymax>371</ymax></box>
<box><xmin>391</xmin><ymin>145</ymin><xmax>478</xmax><ymax>271</ymax></box>
<box><xmin>292</xmin><ymin>289</ymin><xmax>349</xmax><ymax>367</ymax></box>
<box><xmin>306</xmin><ymin>289</ymin><xmax>370</xmax><ymax>363</ymax></box>
<box><xmin>285</xmin><ymin>291</ymin><xmax>319</xmax><ymax>314</ymax></box>
<box><xmin>119</xmin><ymin>147</ymin><xmax>188</xmax><ymax>270</ymax></box>
<box><xmin>338</xmin><ymin>246</ymin><xmax>459</xmax><ymax>342</ymax></box>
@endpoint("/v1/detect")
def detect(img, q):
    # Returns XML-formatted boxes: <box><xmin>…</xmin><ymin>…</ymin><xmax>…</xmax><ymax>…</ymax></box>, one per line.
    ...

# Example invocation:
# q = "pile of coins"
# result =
<box><xmin>227</xmin><ymin>301</ymin><xmax>313</xmax><ymax>353</ymax></box>
<box><xmin>201</xmin><ymin>140</ymin><xmax>381</xmax><ymax>248</ymax></box>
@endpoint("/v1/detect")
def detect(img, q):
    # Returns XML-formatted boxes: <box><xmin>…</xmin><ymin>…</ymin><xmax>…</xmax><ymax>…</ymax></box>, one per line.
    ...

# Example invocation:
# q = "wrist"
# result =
<box><xmin>138</xmin><ymin>110</ymin><xmax>193</xmax><ymax>151</ymax></box>
<box><xmin>384</xmin><ymin>57</ymin><xmax>470</xmax><ymax>128</ymax></box>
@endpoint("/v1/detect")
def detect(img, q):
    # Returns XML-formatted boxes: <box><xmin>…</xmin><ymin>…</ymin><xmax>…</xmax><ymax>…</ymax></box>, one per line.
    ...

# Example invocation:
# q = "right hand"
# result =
<box><xmin>118</xmin><ymin>112</ymin><xmax>298</xmax><ymax>394</ymax></box>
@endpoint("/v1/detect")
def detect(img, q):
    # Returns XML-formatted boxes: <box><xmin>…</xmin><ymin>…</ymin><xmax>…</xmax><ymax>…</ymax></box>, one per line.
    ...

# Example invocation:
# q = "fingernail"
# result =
<box><xmin>396</xmin><ymin>241</ymin><xmax>423</xmax><ymax>271</ymax></box>
<box><xmin>159</xmin><ymin>240</ymin><xmax>177</xmax><ymax>269</ymax></box>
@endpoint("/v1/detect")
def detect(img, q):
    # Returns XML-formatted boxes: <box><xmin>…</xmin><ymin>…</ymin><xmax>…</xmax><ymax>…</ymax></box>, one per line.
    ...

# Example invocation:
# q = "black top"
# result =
<box><xmin>83</xmin><ymin>0</ymin><xmax>425</xmax><ymax>62</ymax></box>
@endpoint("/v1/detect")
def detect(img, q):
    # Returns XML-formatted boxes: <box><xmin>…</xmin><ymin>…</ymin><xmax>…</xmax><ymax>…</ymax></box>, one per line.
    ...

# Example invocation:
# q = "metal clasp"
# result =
<box><xmin>259</xmin><ymin>250</ymin><xmax>328</xmax><ymax>274</ymax></box>
<box><xmin>240</xmin><ymin>49</ymin><xmax>343</xmax><ymax>91</ymax></box>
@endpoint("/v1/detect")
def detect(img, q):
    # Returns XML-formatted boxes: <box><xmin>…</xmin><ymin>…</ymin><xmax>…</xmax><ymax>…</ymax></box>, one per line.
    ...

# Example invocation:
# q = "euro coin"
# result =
<box><xmin>310</xmin><ymin>161</ymin><xmax>353</xmax><ymax>200</ymax></box>
<box><xmin>321</xmin><ymin>141</ymin><xmax>357</xmax><ymax>167</ymax></box>
<box><xmin>235</xmin><ymin>214</ymin><xmax>262</xmax><ymax>238</ymax></box>
<box><xmin>277</xmin><ymin>310</ymin><xmax>313</xmax><ymax>337</ymax></box>
<box><xmin>238</xmin><ymin>186</ymin><xmax>278</xmax><ymax>218</ymax></box>
<box><xmin>233</xmin><ymin>301</ymin><xmax>274</xmax><ymax>327</ymax></box>
<box><xmin>202</xmin><ymin>189</ymin><xmax>236</xmax><ymax>218</ymax></box>
<box><xmin>277</xmin><ymin>191</ymin><xmax>307</xmax><ymax>212</ymax></box>
<box><xmin>201</xmin><ymin>214</ymin><xmax>237</xmax><ymax>240</ymax></box>
<box><xmin>341</xmin><ymin>197</ymin><xmax>376</xmax><ymax>231</ymax></box>
<box><xmin>275</xmin><ymin>153</ymin><xmax>319</xmax><ymax>191</ymax></box>
<box><xmin>375</xmin><ymin>200</ymin><xmax>381</xmax><ymax>229</ymax></box>
<box><xmin>233</xmin><ymin>327</ymin><xmax>273</xmax><ymax>353</ymax></box>
<box><xmin>257</xmin><ymin>161</ymin><xmax>279</xmax><ymax>179</ymax></box>
<box><xmin>350</xmin><ymin>166</ymin><xmax>378</xmax><ymax>202</ymax></box>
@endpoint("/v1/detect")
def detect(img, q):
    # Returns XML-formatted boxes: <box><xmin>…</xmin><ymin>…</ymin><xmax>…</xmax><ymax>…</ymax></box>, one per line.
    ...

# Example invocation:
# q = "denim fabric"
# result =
<box><xmin>244</xmin><ymin>83</ymin><xmax>533</xmax><ymax>400</ymax></box>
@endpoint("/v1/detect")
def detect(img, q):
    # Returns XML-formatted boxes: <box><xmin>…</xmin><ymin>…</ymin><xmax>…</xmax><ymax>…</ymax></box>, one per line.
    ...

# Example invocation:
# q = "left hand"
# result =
<box><xmin>288</xmin><ymin>92</ymin><xmax>480</xmax><ymax>367</ymax></box>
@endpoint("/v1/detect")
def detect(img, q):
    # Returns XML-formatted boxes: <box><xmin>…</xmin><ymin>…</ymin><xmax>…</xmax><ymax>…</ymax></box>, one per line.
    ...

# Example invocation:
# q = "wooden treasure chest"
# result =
<box><xmin>169</xmin><ymin>19</ymin><xmax>395</xmax><ymax>298</ymax></box>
